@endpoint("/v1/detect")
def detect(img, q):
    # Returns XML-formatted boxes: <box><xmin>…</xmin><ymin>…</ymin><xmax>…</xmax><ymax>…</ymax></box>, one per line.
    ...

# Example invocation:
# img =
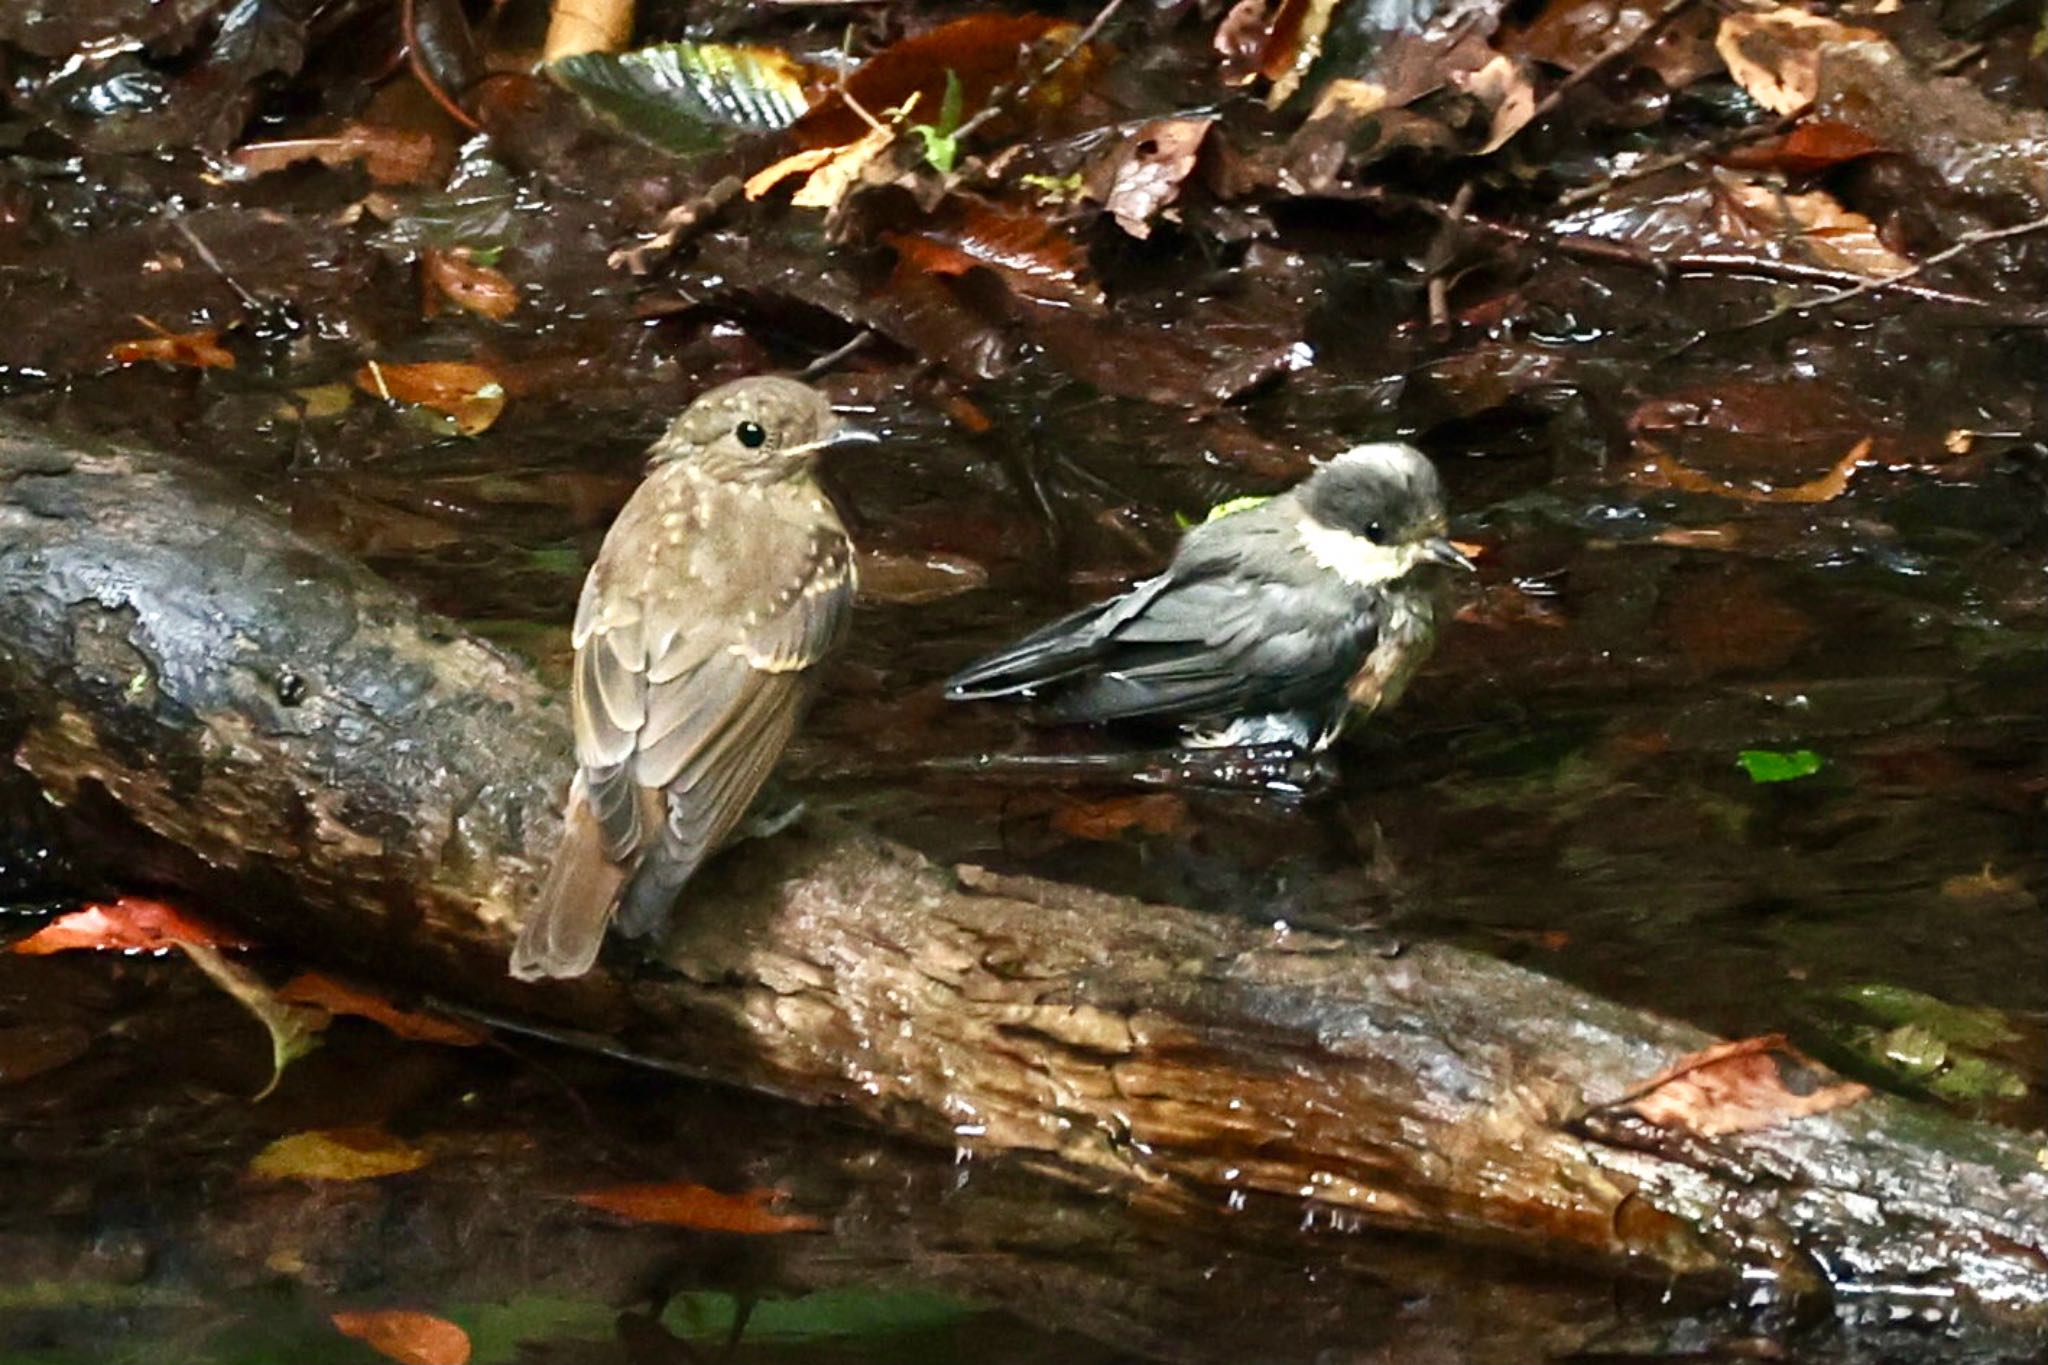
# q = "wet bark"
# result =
<box><xmin>2</xmin><ymin>415</ymin><xmax>2047</xmax><ymax>1334</ymax></box>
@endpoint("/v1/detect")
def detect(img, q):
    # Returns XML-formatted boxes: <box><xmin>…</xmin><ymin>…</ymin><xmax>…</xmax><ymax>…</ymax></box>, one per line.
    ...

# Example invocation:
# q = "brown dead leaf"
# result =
<box><xmin>331</xmin><ymin>1311</ymin><xmax>472</xmax><ymax>1365</ymax></box>
<box><xmin>1464</xmin><ymin>52</ymin><xmax>1538</xmax><ymax>154</ymax></box>
<box><xmin>1052</xmin><ymin>794</ymin><xmax>1188</xmax><ymax>841</ymax></box>
<box><xmin>1717</xmin><ymin>119</ymin><xmax>1883</xmax><ymax>175</ymax></box>
<box><xmin>888</xmin><ymin>200</ymin><xmax>1100</xmax><ymax>307</ymax></box>
<box><xmin>1716</xmin><ymin>8</ymin><xmax>1881</xmax><ymax>116</ymax></box>
<box><xmin>355</xmin><ymin>360</ymin><xmax>508</xmax><ymax>436</ymax></box>
<box><xmin>745</xmin><ymin>144</ymin><xmax>844</xmax><ymax>200</ymax></box>
<box><xmin>854</xmin><ymin>548</ymin><xmax>989</xmax><ymax>605</ymax></box>
<box><xmin>575</xmin><ymin>1182</ymin><xmax>825</xmax><ymax>1233</ymax></box>
<box><xmin>1717</xmin><ymin>177</ymin><xmax>1911</xmax><ymax>278</ymax></box>
<box><xmin>420</xmin><ymin>248</ymin><xmax>519</xmax><ymax>321</ymax></box>
<box><xmin>1509</xmin><ymin>0</ymin><xmax>1720</xmax><ymax>89</ymax></box>
<box><xmin>1660</xmin><ymin>567</ymin><xmax>1812</xmax><ymax>675</ymax></box>
<box><xmin>1091</xmin><ymin>117</ymin><xmax>1214</xmax><ymax>239</ymax></box>
<box><xmin>1940</xmin><ymin>866</ymin><xmax>2037</xmax><ymax>910</ymax></box>
<box><xmin>796</xmin><ymin>15</ymin><xmax>1082</xmax><ymax>150</ymax></box>
<box><xmin>276</xmin><ymin>973</ymin><xmax>488</xmax><ymax>1047</ymax></box>
<box><xmin>944</xmin><ymin>393</ymin><xmax>994</xmax><ymax>433</ymax></box>
<box><xmin>1613</xmin><ymin>1034</ymin><xmax>1867</xmax><ymax>1138</ymax></box>
<box><xmin>14</xmin><ymin>897</ymin><xmax>250</xmax><ymax>955</ymax></box>
<box><xmin>107</xmin><ymin>324</ymin><xmax>235</xmax><ymax>371</ymax></box>
<box><xmin>249</xmin><ymin>1127</ymin><xmax>432</xmax><ymax>1181</ymax></box>
<box><xmin>1214</xmin><ymin>0</ymin><xmax>1278</xmax><ymax>86</ymax></box>
<box><xmin>231</xmin><ymin>124</ymin><xmax>448</xmax><ymax>186</ymax></box>
<box><xmin>1454</xmin><ymin>582</ymin><xmax>1568</xmax><ymax>631</ymax></box>
<box><xmin>791</xmin><ymin>125</ymin><xmax>896</xmax><ymax>211</ymax></box>
<box><xmin>1632</xmin><ymin>437</ymin><xmax>1874</xmax><ymax>505</ymax></box>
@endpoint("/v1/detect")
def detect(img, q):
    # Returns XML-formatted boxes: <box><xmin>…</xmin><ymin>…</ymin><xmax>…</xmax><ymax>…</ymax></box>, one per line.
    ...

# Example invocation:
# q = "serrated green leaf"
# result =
<box><xmin>1737</xmin><ymin>748</ymin><xmax>1823</xmax><ymax>783</ymax></box>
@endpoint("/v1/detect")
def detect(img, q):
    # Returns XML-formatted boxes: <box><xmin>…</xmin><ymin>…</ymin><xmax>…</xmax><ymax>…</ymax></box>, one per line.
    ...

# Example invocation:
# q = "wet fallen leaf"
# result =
<box><xmin>1455</xmin><ymin>582</ymin><xmax>1568</xmax><ymax>630</ymax></box>
<box><xmin>944</xmin><ymin>393</ymin><xmax>993</xmax><ymax>433</ymax></box>
<box><xmin>276</xmin><ymin>973</ymin><xmax>487</xmax><ymax>1047</ymax></box>
<box><xmin>107</xmin><ymin>324</ymin><xmax>236</xmax><ymax>371</ymax></box>
<box><xmin>1464</xmin><ymin>52</ymin><xmax>1538</xmax><ymax>154</ymax></box>
<box><xmin>782</xmin><ymin>124</ymin><xmax>896</xmax><ymax>212</ymax></box>
<box><xmin>1091</xmin><ymin>117</ymin><xmax>1214</xmax><ymax>239</ymax></box>
<box><xmin>1737</xmin><ymin>748</ymin><xmax>1823</xmax><ymax>784</ymax></box>
<box><xmin>13</xmin><ymin>896</ymin><xmax>249</xmax><ymax>955</ymax></box>
<box><xmin>230</xmin><ymin>125</ymin><xmax>449</xmax><ymax>186</ymax></box>
<box><xmin>1614</xmin><ymin>1035</ymin><xmax>1867</xmax><ymax>1137</ymax></box>
<box><xmin>797</xmin><ymin>15</ymin><xmax>1083</xmax><ymax>150</ymax></box>
<box><xmin>250</xmin><ymin>1127</ymin><xmax>432</xmax><ymax>1181</ymax></box>
<box><xmin>854</xmin><ymin>548</ymin><xmax>989</xmax><ymax>605</ymax></box>
<box><xmin>1052</xmin><ymin>794</ymin><xmax>1188</xmax><ymax>841</ymax></box>
<box><xmin>1223</xmin><ymin>0</ymin><xmax>1343</xmax><ymax>105</ymax></box>
<box><xmin>0</xmin><ymin>1023</ymin><xmax>93</xmax><ymax>1084</ymax></box>
<box><xmin>1939</xmin><ymin>866</ymin><xmax>2036</xmax><ymax>910</ymax></box>
<box><xmin>550</xmin><ymin>41</ymin><xmax>819</xmax><ymax>154</ymax></box>
<box><xmin>181</xmin><ymin>943</ymin><xmax>328</xmax><ymax>1099</ymax></box>
<box><xmin>887</xmin><ymin>200</ymin><xmax>1100</xmax><ymax>307</ymax></box>
<box><xmin>1662</xmin><ymin>568</ymin><xmax>1811</xmax><ymax>675</ymax></box>
<box><xmin>1717</xmin><ymin>119</ymin><xmax>1883</xmax><ymax>175</ymax></box>
<box><xmin>1717</xmin><ymin>178</ymin><xmax>1911</xmax><ymax>278</ymax></box>
<box><xmin>332</xmin><ymin>1310</ymin><xmax>472</xmax><ymax>1365</ymax></box>
<box><xmin>1631</xmin><ymin>438</ymin><xmax>1874</xmax><ymax>505</ymax></box>
<box><xmin>355</xmin><ymin>360</ymin><xmax>508</xmax><ymax>436</ymax></box>
<box><xmin>1715</xmin><ymin>8</ymin><xmax>1881</xmax><ymax>116</ymax></box>
<box><xmin>1509</xmin><ymin>0</ymin><xmax>1720</xmax><ymax>89</ymax></box>
<box><xmin>421</xmin><ymin>247</ymin><xmax>519</xmax><ymax>321</ymax></box>
<box><xmin>575</xmin><ymin>1183</ymin><xmax>825</xmax><ymax>1233</ymax></box>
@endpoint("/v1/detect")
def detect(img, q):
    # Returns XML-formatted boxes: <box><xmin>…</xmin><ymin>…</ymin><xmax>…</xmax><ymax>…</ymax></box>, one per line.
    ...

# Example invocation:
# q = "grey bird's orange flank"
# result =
<box><xmin>511</xmin><ymin>377</ymin><xmax>864</xmax><ymax>981</ymax></box>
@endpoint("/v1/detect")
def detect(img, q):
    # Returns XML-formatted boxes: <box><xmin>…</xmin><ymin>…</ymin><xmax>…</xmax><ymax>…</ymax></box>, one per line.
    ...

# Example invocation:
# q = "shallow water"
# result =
<box><xmin>4</xmin><ymin>18</ymin><xmax>2048</xmax><ymax>1358</ymax></box>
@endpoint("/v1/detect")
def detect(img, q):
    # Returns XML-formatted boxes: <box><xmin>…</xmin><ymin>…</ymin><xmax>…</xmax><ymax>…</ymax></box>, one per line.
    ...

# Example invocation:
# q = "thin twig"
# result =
<box><xmin>1555</xmin><ymin>106</ymin><xmax>1807</xmax><ymax>211</ymax></box>
<box><xmin>951</xmin><ymin>0</ymin><xmax>1128</xmax><ymax>145</ymax></box>
<box><xmin>801</xmin><ymin>329</ymin><xmax>875</xmax><ymax>378</ymax></box>
<box><xmin>1426</xmin><ymin>181</ymin><xmax>1475</xmax><ymax>333</ymax></box>
<box><xmin>1735</xmin><ymin>210</ymin><xmax>2048</xmax><ymax>329</ymax></box>
<box><xmin>608</xmin><ymin>175</ymin><xmax>743</xmax><ymax>274</ymax></box>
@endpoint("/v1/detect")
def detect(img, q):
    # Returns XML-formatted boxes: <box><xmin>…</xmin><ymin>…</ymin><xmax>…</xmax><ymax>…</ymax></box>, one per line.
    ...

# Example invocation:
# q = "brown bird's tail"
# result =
<box><xmin>510</xmin><ymin>777</ymin><xmax>628</xmax><ymax>981</ymax></box>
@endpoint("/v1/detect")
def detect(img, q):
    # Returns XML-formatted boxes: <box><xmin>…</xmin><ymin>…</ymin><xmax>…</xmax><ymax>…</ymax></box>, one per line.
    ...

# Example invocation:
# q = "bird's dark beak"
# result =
<box><xmin>1423</xmin><ymin>537</ymin><xmax>1477</xmax><ymax>572</ymax></box>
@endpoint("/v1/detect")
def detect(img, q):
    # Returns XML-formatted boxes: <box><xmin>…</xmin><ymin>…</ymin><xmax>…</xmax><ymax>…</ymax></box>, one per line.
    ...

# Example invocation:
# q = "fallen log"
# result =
<box><xmin>2</xmin><ymin>415</ymin><xmax>2046</xmax><ymax>1338</ymax></box>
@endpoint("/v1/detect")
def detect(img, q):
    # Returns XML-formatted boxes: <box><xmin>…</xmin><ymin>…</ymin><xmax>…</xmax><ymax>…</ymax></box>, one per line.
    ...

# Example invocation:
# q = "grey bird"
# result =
<box><xmin>511</xmin><ymin>376</ymin><xmax>864</xmax><ymax>982</ymax></box>
<box><xmin>944</xmin><ymin>442</ymin><xmax>1472</xmax><ymax>753</ymax></box>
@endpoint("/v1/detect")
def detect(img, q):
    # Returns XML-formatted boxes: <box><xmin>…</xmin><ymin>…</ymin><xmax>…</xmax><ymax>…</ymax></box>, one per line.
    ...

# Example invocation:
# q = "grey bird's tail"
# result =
<box><xmin>509</xmin><ymin>784</ymin><xmax>629</xmax><ymax>981</ymax></box>
<box><xmin>943</xmin><ymin>593</ymin><xmax>1148</xmax><ymax>701</ymax></box>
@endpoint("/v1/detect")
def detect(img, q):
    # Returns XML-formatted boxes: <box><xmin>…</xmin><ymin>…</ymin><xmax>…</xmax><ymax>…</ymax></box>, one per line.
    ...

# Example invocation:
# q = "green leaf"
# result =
<box><xmin>1838</xmin><ymin>982</ymin><xmax>2019</xmax><ymax>1049</ymax></box>
<box><xmin>908</xmin><ymin>69</ymin><xmax>965</xmax><ymax>173</ymax></box>
<box><xmin>1736</xmin><ymin>748</ymin><xmax>1823</xmax><ymax>783</ymax></box>
<box><xmin>550</xmin><ymin>42</ymin><xmax>812</xmax><ymax>156</ymax></box>
<box><xmin>1201</xmin><ymin>494</ymin><xmax>1272</xmax><ymax>524</ymax></box>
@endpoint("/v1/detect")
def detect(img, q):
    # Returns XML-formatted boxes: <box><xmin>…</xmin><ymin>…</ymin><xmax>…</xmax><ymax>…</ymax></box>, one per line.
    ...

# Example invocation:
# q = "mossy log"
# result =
<box><xmin>1</xmin><ymin>416</ymin><xmax>2046</xmax><ymax>1336</ymax></box>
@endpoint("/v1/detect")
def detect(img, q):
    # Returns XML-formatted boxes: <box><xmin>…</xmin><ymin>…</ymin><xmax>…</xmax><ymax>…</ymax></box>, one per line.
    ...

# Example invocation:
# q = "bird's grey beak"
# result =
<box><xmin>827</xmin><ymin>426</ymin><xmax>881</xmax><ymax>447</ymax></box>
<box><xmin>1423</xmin><ymin>537</ymin><xmax>1477</xmax><ymax>572</ymax></box>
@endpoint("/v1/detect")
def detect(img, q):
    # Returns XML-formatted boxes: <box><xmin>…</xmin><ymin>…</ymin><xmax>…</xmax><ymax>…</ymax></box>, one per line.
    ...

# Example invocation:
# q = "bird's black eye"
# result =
<box><xmin>1364</xmin><ymin>521</ymin><xmax>1387</xmax><ymax>545</ymax></box>
<box><xmin>736</xmin><ymin>420</ymin><xmax>768</xmax><ymax>449</ymax></box>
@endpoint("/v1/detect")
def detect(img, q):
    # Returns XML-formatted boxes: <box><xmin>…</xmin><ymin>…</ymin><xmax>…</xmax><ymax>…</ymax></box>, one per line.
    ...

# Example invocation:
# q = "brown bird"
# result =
<box><xmin>510</xmin><ymin>377</ymin><xmax>864</xmax><ymax>981</ymax></box>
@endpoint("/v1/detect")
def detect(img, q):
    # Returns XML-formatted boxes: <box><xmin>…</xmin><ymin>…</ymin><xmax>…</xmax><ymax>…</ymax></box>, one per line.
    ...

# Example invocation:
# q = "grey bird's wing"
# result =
<box><xmin>510</xmin><ymin>471</ymin><xmax>852</xmax><ymax>979</ymax></box>
<box><xmin>945</xmin><ymin>497</ymin><xmax>1380</xmax><ymax>726</ymax></box>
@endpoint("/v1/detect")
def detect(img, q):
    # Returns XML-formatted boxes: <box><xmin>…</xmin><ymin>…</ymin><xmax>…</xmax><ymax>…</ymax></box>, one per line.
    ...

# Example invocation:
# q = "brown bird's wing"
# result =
<box><xmin>524</xmin><ymin>469</ymin><xmax>854</xmax><ymax>969</ymax></box>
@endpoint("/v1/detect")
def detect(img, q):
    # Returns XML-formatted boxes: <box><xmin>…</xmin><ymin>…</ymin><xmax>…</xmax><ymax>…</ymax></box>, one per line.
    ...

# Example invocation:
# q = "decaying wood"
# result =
<box><xmin>2</xmin><ymin>416</ymin><xmax>2047</xmax><ymax>1337</ymax></box>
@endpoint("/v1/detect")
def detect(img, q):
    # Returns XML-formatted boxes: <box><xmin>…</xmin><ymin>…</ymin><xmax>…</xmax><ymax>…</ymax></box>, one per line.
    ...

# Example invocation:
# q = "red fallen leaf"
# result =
<box><xmin>1717</xmin><ymin>119</ymin><xmax>1884</xmax><ymax>175</ymax></box>
<box><xmin>796</xmin><ymin>14</ymin><xmax>1084</xmax><ymax>149</ymax></box>
<box><xmin>1089</xmin><ymin>117</ymin><xmax>1214</xmax><ymax>240</ymax></box>
<box><xmin>331</xmin><ymin>1310</ymin><xmax>472</xmax><ymax>1365</ymax></box>
<box><xmin>888</xmin><ymin>201</ymin><xmax>1101</xmax><ymax>308</ymax></box>
<box><xmin>13</xmin><ymin>897</ymin><xmax>249</xmax><ymax>955</ymax></box>
<box><xmin>1610</xmin><ymin>1034</ymin><xmax>1868</xmax><ymax>1138</ymax></box>
<box><xmin>1052</xmin><ymin>793</ymin><xmax>1188</xmax><ymax>841</ymax></box>
<box><xmin>574</xmin><ymin>1182</ymin><xmax>825</xmax><ymax>1234</ymax></box>
<box><xmin>944</xmin><ymin>393</ymin><xmax>994</xmax><ymax>433</ymax></box>
<box><xmin>354</xmin><ymin>360</ymin><xmax>507</xmax><ymax>436</ymax></box>
<box><xmin>230</xmin><ymin>124</ymin><xmax>448</xmax><ymax>186</ymax></box>
<box><xmin>107</xmin><ymin>324</ymin><xmax>235</xmax><ymax>370</ymax></box>
<box><xmin>275</xmin><ymin>973</ymin><xmax>487</xmax><ymax>1047</ymax></box>
<box><xmin>420</xmin><ymin>248</ymin><xmax>519</xmax><ymax>321</ymax></box>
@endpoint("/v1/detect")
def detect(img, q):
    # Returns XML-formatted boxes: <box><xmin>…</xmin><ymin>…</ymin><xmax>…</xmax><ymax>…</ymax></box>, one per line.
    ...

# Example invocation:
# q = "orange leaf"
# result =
<box><xmin>1631</xmin><ymin>437</ymin><xmax>1873</xmax><ymax>505</ymax></box>
<box><xmin>276</xmin><ymin>973</ymin><xmax>486</xmax><ymax>1047</ymax></box>
<box><xmin>1052</xmin><ymin>794</ymin><xmax>1188</xmax><ymax>841</ymax></box>
<box><xmin>888</xmin><ymin>201</ymin><xmax>1100</xmax><ymax>308</ymax></box>
<box><xmin>331</xmin><ymin>1311</ymin><xmax>472</xmax><ymax>1365</ymax></box>
<box><xmin>13</xmin><ymin>896</ymin><xmax>249</xmax><ymax>955</ymax></box>
<box><xmin>574</xmin><ymin>1182</ymin><xmax>825</xmax><ymax>1234</ymax></box>
<box><xmin>796</xmin><ymin>15</ymin><xmax>1082</xmax><ymax>149</ymax></box>
<box><xmin>107</xmin><ymin>327</ymin><xmax>235</xmax><ymax>370</ymax></box>
<box><xmin>420</xmin><ymin>249</ymin><xmax>519</xmax><ymax>322</ymax></box>
<box><xmin>355</xmin><ymin>360</ymin><xmax>507</xmax><ymax>436</ymax></box>
<box><xmin>1612</xmin><ymin>1034</ymin><xmax>1868</xmax><ymax>1138</ymax></box>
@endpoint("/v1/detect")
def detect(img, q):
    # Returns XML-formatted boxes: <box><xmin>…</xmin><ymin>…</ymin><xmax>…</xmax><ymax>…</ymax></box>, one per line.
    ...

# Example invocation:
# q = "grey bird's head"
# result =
<box><xmin>1293</xmin><ymin>442</ymin><xmax>1474</xmax><ymax>586</ymax></box>
<box><xmin>650</xmin><ymin>376</ymin><xmax>867</xmax><ymax>482</ymax></box>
